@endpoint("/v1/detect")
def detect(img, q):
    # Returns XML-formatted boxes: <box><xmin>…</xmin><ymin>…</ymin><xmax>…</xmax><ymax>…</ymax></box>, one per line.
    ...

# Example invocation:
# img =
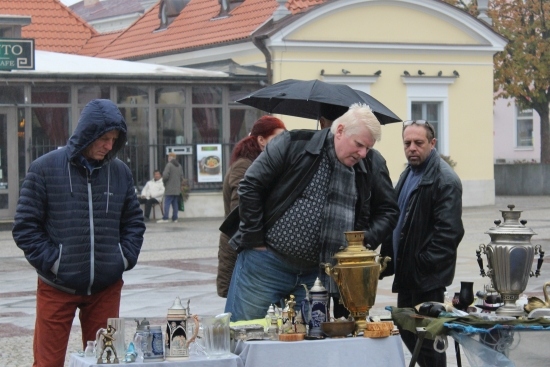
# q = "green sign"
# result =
<box><xmin>0</xmin><ymin>38</ymin><xmax>35</xmax><ymax>71</ymax></box>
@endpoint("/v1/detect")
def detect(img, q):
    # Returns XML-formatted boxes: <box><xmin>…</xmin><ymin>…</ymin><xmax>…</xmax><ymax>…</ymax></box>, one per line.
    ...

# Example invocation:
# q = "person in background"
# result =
<box><xmin>12</xmin><ymin>99</ymin><xmax>145</xmax><ymax>367</ymax></box>
<box><xmin>138</xmin><ymin>170</ymin><xmax>164</xmax><ymax>222</ymax></box>
<box><xmin>158</xmin><ymin>152</ymin><xmax>184</xmax><ymax>223</ymax></box>
<box><xmin>220</xmin><ymin>103</ymin><xmax>398</xmax><ymax>321</ymax></box>
<box><xmin>380</xmin><ymin>119</ymin><xmax>464</xmax><ymax>367</ymax></box>
<box><xmin>217</xmin><ymin>116</ymin><xmax>286</xmax><ymax>298</ymax></box>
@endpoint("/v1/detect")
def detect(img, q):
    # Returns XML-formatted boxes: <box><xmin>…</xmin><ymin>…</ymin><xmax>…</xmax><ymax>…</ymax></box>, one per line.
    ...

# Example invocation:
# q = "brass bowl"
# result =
<box><xmin>320</xmin><ymin>321</ymin><xmax>355</xmax><ymax>338</ymax></box>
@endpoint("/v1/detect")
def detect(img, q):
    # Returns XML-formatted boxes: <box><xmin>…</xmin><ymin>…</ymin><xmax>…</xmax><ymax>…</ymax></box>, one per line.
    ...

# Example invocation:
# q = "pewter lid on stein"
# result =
<box><xmin>485</xmin><ymin>204</ymin><xmax>537</xmax><ymax>237</ymax></box>
<box><xmin>167</xmin><ymin>296</ymin><xmax>188</xmax><ymax>318</ymax></box>
<box><xmin>310</xmin><ymin>277</ymin><xmax>327</xmax><ymax>292</ymax></box>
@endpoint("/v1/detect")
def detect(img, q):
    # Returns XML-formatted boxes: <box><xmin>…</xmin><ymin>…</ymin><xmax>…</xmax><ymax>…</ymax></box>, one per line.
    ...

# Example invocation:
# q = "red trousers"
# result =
<box><xmin>33</xmin><ymin>278</ymin><xmax>123</xmax><ymax>367</ymax></box>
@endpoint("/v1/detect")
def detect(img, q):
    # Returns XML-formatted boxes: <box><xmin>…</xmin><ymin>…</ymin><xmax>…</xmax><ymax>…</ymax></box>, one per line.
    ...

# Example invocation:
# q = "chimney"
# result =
<box><xmin>84</xmin><ymin>0</ymin><xmax>100</xmax><ymax>7</ymax></box>
<box><xmin>477</xmin><ymin>0</ymin><xmax>492</xmax><ymax>25</ymax></box>
<box><xmin>273</xmin><ymin>0</ymin><xmax>290</xmax><ymax>22</ymax></box>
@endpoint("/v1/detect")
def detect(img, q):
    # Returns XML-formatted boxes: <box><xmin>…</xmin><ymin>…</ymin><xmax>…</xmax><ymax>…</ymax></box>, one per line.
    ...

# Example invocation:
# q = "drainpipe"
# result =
<box><xmin>253</xmin><ymin>35</ymin><xmax>272</xmax><ymax>85</ymax></box>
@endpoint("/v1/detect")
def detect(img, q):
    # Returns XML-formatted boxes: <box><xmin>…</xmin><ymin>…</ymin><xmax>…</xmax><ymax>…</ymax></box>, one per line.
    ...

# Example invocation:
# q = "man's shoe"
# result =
<box><xmin>157</xmin><ymin>219</ymin><xmax>169</xmax><ymax>223</ymax></box>
<box><xmin>143</xmin><ymin>217</ymin><xmax>150</xmax><ymax>222</ymax></box>
<box><xmin>172</xmin><ymin>220</ymin><xmax>178</xmax><ymax>223</ymax></box>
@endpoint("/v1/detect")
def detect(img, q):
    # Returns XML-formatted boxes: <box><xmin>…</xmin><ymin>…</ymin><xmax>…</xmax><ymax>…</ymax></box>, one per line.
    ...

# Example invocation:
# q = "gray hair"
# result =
<box><xmin>330</xmin><ymin>103</ymin><xmax>381</xmax><ymax>141</ymax></box>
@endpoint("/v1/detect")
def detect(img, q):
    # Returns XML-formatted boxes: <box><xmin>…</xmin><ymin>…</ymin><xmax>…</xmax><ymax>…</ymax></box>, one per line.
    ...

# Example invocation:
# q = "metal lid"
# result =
<box><xmin>167</xmin><ymin>296</ymin><xmax>188</xmax><ymax>318</ymax></box>
<box><xmin>485</xmin><ymin>204</ymin><xmax>537</xmax><ymax>237</ymax></box>
<box><xmin>310</xmin><ymin>277</ymin><xmax>327</xmax><ymax>292</ymax></box>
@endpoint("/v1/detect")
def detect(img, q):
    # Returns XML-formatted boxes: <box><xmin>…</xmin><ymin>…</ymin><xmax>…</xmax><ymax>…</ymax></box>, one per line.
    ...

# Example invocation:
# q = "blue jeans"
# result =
<box><xmin>224</xmin><ymin>249</ymin><xmax>319</xmax><ymax>321</ymax></box>
<box><xmin>163</xmin><ymin>195</ymin><xmax>179</xmax><ymax>220</ymax></box>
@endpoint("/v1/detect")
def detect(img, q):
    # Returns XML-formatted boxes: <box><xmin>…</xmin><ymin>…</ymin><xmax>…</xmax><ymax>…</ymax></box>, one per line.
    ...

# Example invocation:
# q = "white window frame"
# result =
<box><xmin>515</xmin><ymin>107</ymin><xmax>534</xmax><ymax>149</ymax></box>
<box><xmin>402</xmin><ymin>77</ymin><xmax>455</xmax><ymax>155</ymax></box>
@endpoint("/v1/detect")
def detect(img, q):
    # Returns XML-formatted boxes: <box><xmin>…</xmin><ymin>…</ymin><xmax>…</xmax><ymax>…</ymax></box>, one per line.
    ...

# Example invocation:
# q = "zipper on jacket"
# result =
<box><xmin>87</xmin><ymin>171</ymin><xmax>95</xmax><ymax>295</ymax></box>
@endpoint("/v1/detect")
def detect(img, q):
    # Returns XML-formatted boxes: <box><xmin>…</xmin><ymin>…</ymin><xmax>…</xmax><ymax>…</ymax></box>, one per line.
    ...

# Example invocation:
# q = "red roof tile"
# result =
<box><xmin>0</xmin><ymin>0</ymin><xmax>96</xmax><ymax>54</ymax></box>
<box><xmin>90</xmin><ymin>0</ymin><xmax>325</xmax><ymax>60</ymax></box>
<box><xmin>78</xmin><ymin>30</ymin><xmax>123</xmax><ymax>56</ymax></box>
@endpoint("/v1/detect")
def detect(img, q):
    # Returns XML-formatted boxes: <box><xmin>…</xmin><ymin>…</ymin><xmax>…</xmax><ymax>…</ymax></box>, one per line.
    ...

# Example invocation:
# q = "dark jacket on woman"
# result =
<box><xmin>217</xmin><ymin>157</ymin><xmax>252</xmax><ymax>297</ymax></box>
<box><xmin>220</xmin><ymin>129</ymin><xmax>398</xmax><ymax>254</ymax></box>
<box><xmin>380</xmin><ymin>152</ymin><xmax>464</xmax><ymax>293</ymax></box>
<box><xmin>12</xmin><ymin>99</ymin><xmax>145</xmax><ymax>296</ymax></box>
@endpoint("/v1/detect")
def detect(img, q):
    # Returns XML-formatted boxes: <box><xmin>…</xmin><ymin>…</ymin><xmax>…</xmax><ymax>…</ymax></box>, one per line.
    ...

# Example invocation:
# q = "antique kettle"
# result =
<box><xmin>301</xmin><ymin>277</ymin><xmax>329</xmax><ymax>338</ymax></box>
<box><xmin>476</xmin><ymin>205</ymin><xmax>544</xmax><ymax>316</ymax></box>
<box><xmin>325</xmin><ymin>231</ymin><xmax>390</xmax><ymax>334</ymax></box>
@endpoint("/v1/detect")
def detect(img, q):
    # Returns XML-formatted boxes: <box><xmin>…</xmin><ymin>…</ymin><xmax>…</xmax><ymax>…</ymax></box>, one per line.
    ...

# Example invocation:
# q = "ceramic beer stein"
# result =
<box><xmin>165</xmin><ymin>297</ymin><xmax>199</xmax><ymax>360</ymax></box>
<box><xmin>301</xmin><ymin>277</ymin><xmax>329</xmax><ymax>338</ymax></box>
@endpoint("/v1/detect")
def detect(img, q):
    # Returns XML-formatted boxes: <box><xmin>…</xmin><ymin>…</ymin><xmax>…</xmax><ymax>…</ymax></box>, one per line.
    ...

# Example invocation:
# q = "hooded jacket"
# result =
<box><xmin>12</xmin><ymin>99</ymin><xmax>145</xmax><ymax>295</ymax></box>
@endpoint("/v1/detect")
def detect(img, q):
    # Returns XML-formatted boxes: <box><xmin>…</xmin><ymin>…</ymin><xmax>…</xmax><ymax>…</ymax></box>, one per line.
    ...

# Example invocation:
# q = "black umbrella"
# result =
<box><xmin>236</xmin><ymin>79</ymin><xmax>401</xmax><ymax>125</ymax></box>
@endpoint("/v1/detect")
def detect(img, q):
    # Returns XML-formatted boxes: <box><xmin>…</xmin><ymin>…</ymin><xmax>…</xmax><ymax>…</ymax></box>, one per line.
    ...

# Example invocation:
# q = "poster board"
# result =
<box><xmin>197</xmin><ymin>144</ymin><xmax>223</xmax><ymax>183</ymax></box>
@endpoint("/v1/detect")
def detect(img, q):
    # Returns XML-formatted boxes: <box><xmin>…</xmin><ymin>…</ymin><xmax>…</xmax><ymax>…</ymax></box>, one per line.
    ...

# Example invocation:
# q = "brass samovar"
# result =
<box><xmin>476</xmin><ymin>205</ymin><xmax>545</xmax><ymax>316</ymax></box>
<box><xmin>325</xmin><ymin>231</ymin><xmax>390</xmax><ymax>334</ymax></box>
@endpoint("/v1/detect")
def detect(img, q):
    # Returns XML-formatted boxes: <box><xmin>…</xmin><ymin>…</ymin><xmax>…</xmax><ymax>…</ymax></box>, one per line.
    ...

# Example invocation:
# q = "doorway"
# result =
<box><xmin>0</xmin><ymin>107</ymin><xmax>18</xmax><ymax>219</ymax></box>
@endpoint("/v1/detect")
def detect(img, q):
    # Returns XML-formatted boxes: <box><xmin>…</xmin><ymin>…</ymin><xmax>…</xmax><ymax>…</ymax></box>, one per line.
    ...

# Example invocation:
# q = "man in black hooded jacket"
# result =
<box><xmin>12</xmin><ymin>99</ymin><xmax>145</xmax><ymax>367</ymax></box>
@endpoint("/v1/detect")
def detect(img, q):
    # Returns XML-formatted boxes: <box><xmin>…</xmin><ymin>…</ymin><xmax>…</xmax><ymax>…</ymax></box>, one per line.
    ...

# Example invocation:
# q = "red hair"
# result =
<box><xmin>230</xmin><ymin>116</ymin><xmax>286</xmax><ymax>165</ymax></box>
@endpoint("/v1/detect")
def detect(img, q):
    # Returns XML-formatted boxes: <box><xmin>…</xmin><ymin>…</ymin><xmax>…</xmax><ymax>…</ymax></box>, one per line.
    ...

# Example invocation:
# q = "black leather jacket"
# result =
<box><xmin>380</xmin><ymin>151</ymin><xmax>464</xmax><ymax>293</ymax></box>
<box><xmin>220</xmin><ymin>129</ymin><xmax>398</xmax><ymax>253</ymax></box>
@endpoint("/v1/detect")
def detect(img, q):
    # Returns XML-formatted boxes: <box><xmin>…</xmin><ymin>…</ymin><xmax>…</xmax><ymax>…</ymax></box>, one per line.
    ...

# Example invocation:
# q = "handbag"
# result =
<box><xmin>178</xmin><ymin>193</ymin><xmax>185</xmax><ymax>212</ymax></box>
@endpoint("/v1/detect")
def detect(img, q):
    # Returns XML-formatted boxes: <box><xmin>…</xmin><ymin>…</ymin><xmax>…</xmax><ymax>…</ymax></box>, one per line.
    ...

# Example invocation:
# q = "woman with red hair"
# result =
<box><xmin>217</xmin><ymin>116</ymin><xmax>286</xmax><ymax>297</ymax></box>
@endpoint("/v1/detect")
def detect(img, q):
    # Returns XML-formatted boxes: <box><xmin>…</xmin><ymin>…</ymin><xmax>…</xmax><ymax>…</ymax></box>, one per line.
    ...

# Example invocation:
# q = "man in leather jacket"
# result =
<box><xmin>221</xmin><ymin>104</ymin><xmax>398</xmax><ymax>322</ymax></box>
<box><xmin>380</xmin><ymin>120</ymin><xmax>464</xmax><ymax>367</ymax></box>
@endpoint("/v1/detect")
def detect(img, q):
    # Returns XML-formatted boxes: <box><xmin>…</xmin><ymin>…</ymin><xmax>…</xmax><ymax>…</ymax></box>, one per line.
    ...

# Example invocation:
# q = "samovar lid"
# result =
<box><xmin>333</xmin><ymin>231</ymin><xmax>378</xmax><ymax>260</ymax></box>
<box><xmin>485</xmin><ymin>204</ymin><xmax>537</xmax><ymax>237</ymax></box>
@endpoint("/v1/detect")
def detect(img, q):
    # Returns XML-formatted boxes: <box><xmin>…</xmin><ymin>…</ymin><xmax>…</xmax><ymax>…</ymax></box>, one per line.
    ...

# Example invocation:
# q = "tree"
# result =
<box><xmin>442</xmin><ymin>1</ymin><xmax>550</xmax><ymax>163</ymax></box>
<box><xmin>491</xmin><ymin>0</ymin><xmax>550</xmax><ymax>163</ymax></box>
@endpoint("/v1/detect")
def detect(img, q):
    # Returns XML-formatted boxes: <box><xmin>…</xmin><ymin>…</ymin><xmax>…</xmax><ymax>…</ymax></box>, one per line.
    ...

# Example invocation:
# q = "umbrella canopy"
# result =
<box><xmin>236</xmin><ymin>79</ymin><xmax>401</xmax><ymax>125</ymax></box>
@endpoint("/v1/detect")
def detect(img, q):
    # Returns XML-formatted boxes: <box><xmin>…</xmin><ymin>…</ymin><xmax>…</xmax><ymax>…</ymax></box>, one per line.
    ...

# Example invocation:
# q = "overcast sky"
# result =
<box><xmin>60</xmin><ymin>0</ymin><xmax>81</xmax><ymax>6</ymax></box>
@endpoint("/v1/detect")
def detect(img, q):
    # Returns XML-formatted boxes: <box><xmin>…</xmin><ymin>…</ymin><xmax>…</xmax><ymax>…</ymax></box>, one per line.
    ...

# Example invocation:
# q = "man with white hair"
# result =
<box><xmin>221</xmin><ymin>103</ymin><xmax>398</xmax><ymax>321</ymax></box>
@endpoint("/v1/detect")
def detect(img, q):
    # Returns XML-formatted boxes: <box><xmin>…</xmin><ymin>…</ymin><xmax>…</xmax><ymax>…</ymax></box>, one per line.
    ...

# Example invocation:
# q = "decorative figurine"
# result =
<box><xmin>278</xmin><ymin>295</ymin><xmax>305</xmax><ymax>341</ymax></box>
<box><xmin>282</xmin><ymin>295</ymin><xmax>296</xmax><ymax>333</ymax></box>
<box><xmin>122</xmin><ymin>342</ymin><xmax>137</xmax><ymax>363</ymax></box>
<box><xmin>96</xmin><ymin>324</ymin><xmax>119</xmax><ymax>364</ymax></box>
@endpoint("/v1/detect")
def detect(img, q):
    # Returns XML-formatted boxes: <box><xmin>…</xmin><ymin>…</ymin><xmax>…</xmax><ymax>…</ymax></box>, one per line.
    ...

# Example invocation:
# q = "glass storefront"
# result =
<box><xmin>6</xmin><ymin>82</ymin><xmax>262</xmax><ymax>196</ymax></box>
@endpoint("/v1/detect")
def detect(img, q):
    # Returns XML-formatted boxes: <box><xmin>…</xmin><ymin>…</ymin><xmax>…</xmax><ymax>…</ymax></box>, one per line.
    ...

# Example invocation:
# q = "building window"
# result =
<box><xmin>516</xmin><ymin>109</ymin><xmax>533</xmax><ymax>147</ymax></box>
<box><xmin>411</xmin><ymin>102</ymin><xmax>442</xmax><ymax>151</ymax></box>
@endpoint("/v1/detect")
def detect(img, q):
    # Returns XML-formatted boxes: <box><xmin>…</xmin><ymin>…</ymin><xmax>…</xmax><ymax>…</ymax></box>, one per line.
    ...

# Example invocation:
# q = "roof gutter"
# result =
<box><xmin>252</xmin><ymin>35</ymin><xmax>272</xmax><ymax>85</ymax></box>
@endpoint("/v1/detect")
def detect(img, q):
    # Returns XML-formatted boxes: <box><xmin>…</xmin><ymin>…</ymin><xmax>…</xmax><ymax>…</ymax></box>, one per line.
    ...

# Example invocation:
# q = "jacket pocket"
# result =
<box><xmin>118</xmin><ymin>243</ymin><xmax>129</xmax><ymax>270</ymax></box>
<box><xmin>51</xmin><ymin>244</ymin><xmax>62</xmax><ymax>276</ymax></box>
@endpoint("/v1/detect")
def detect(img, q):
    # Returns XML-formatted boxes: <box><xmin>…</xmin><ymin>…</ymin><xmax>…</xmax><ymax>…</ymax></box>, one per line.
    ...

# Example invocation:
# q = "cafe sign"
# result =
<box><xmin>0</xmin><ymin>38</ymin><xmax>35</xmax><ymax>71</ymax></box>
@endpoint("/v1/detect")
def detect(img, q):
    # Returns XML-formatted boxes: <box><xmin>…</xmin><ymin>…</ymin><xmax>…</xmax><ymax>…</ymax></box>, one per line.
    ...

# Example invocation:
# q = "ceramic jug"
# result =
<box><xmin>301</xmin><ymin>277</ymin><xmax>329</xmax><ymax>338</ymax></box>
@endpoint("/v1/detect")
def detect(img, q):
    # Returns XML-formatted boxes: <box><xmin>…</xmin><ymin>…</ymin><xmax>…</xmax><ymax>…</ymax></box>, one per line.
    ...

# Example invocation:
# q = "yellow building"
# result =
<box><xmin>133</xmin><ymin>0</ymin><xmax>506</xmax><ymax>206</ymax></box>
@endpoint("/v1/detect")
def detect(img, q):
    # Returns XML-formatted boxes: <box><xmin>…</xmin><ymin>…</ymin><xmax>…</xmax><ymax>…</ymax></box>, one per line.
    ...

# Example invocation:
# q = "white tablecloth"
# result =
<box><xmin>68</xmin><ymin>353</ymin><xmax>244</xmax><ymax>367</ymax></box>
<box><xmin>234</xmin><ymin>335</ymin><xmax>405</xmax><ymax>367</ymax></box>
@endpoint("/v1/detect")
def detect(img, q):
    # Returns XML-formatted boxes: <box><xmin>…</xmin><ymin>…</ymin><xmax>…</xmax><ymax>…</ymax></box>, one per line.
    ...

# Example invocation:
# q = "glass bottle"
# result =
<box><xmin>84</xmin><ymin>340</ymin><xmax>95</xmax><ymax>357</ymax></box>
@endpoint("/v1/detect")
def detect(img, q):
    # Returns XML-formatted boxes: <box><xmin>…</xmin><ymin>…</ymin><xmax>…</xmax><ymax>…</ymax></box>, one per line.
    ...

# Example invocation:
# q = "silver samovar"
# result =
<box><xmin>476</xmin><ymin>205</ymin><xmax>545</xmax><ymax>316</ymax></box>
